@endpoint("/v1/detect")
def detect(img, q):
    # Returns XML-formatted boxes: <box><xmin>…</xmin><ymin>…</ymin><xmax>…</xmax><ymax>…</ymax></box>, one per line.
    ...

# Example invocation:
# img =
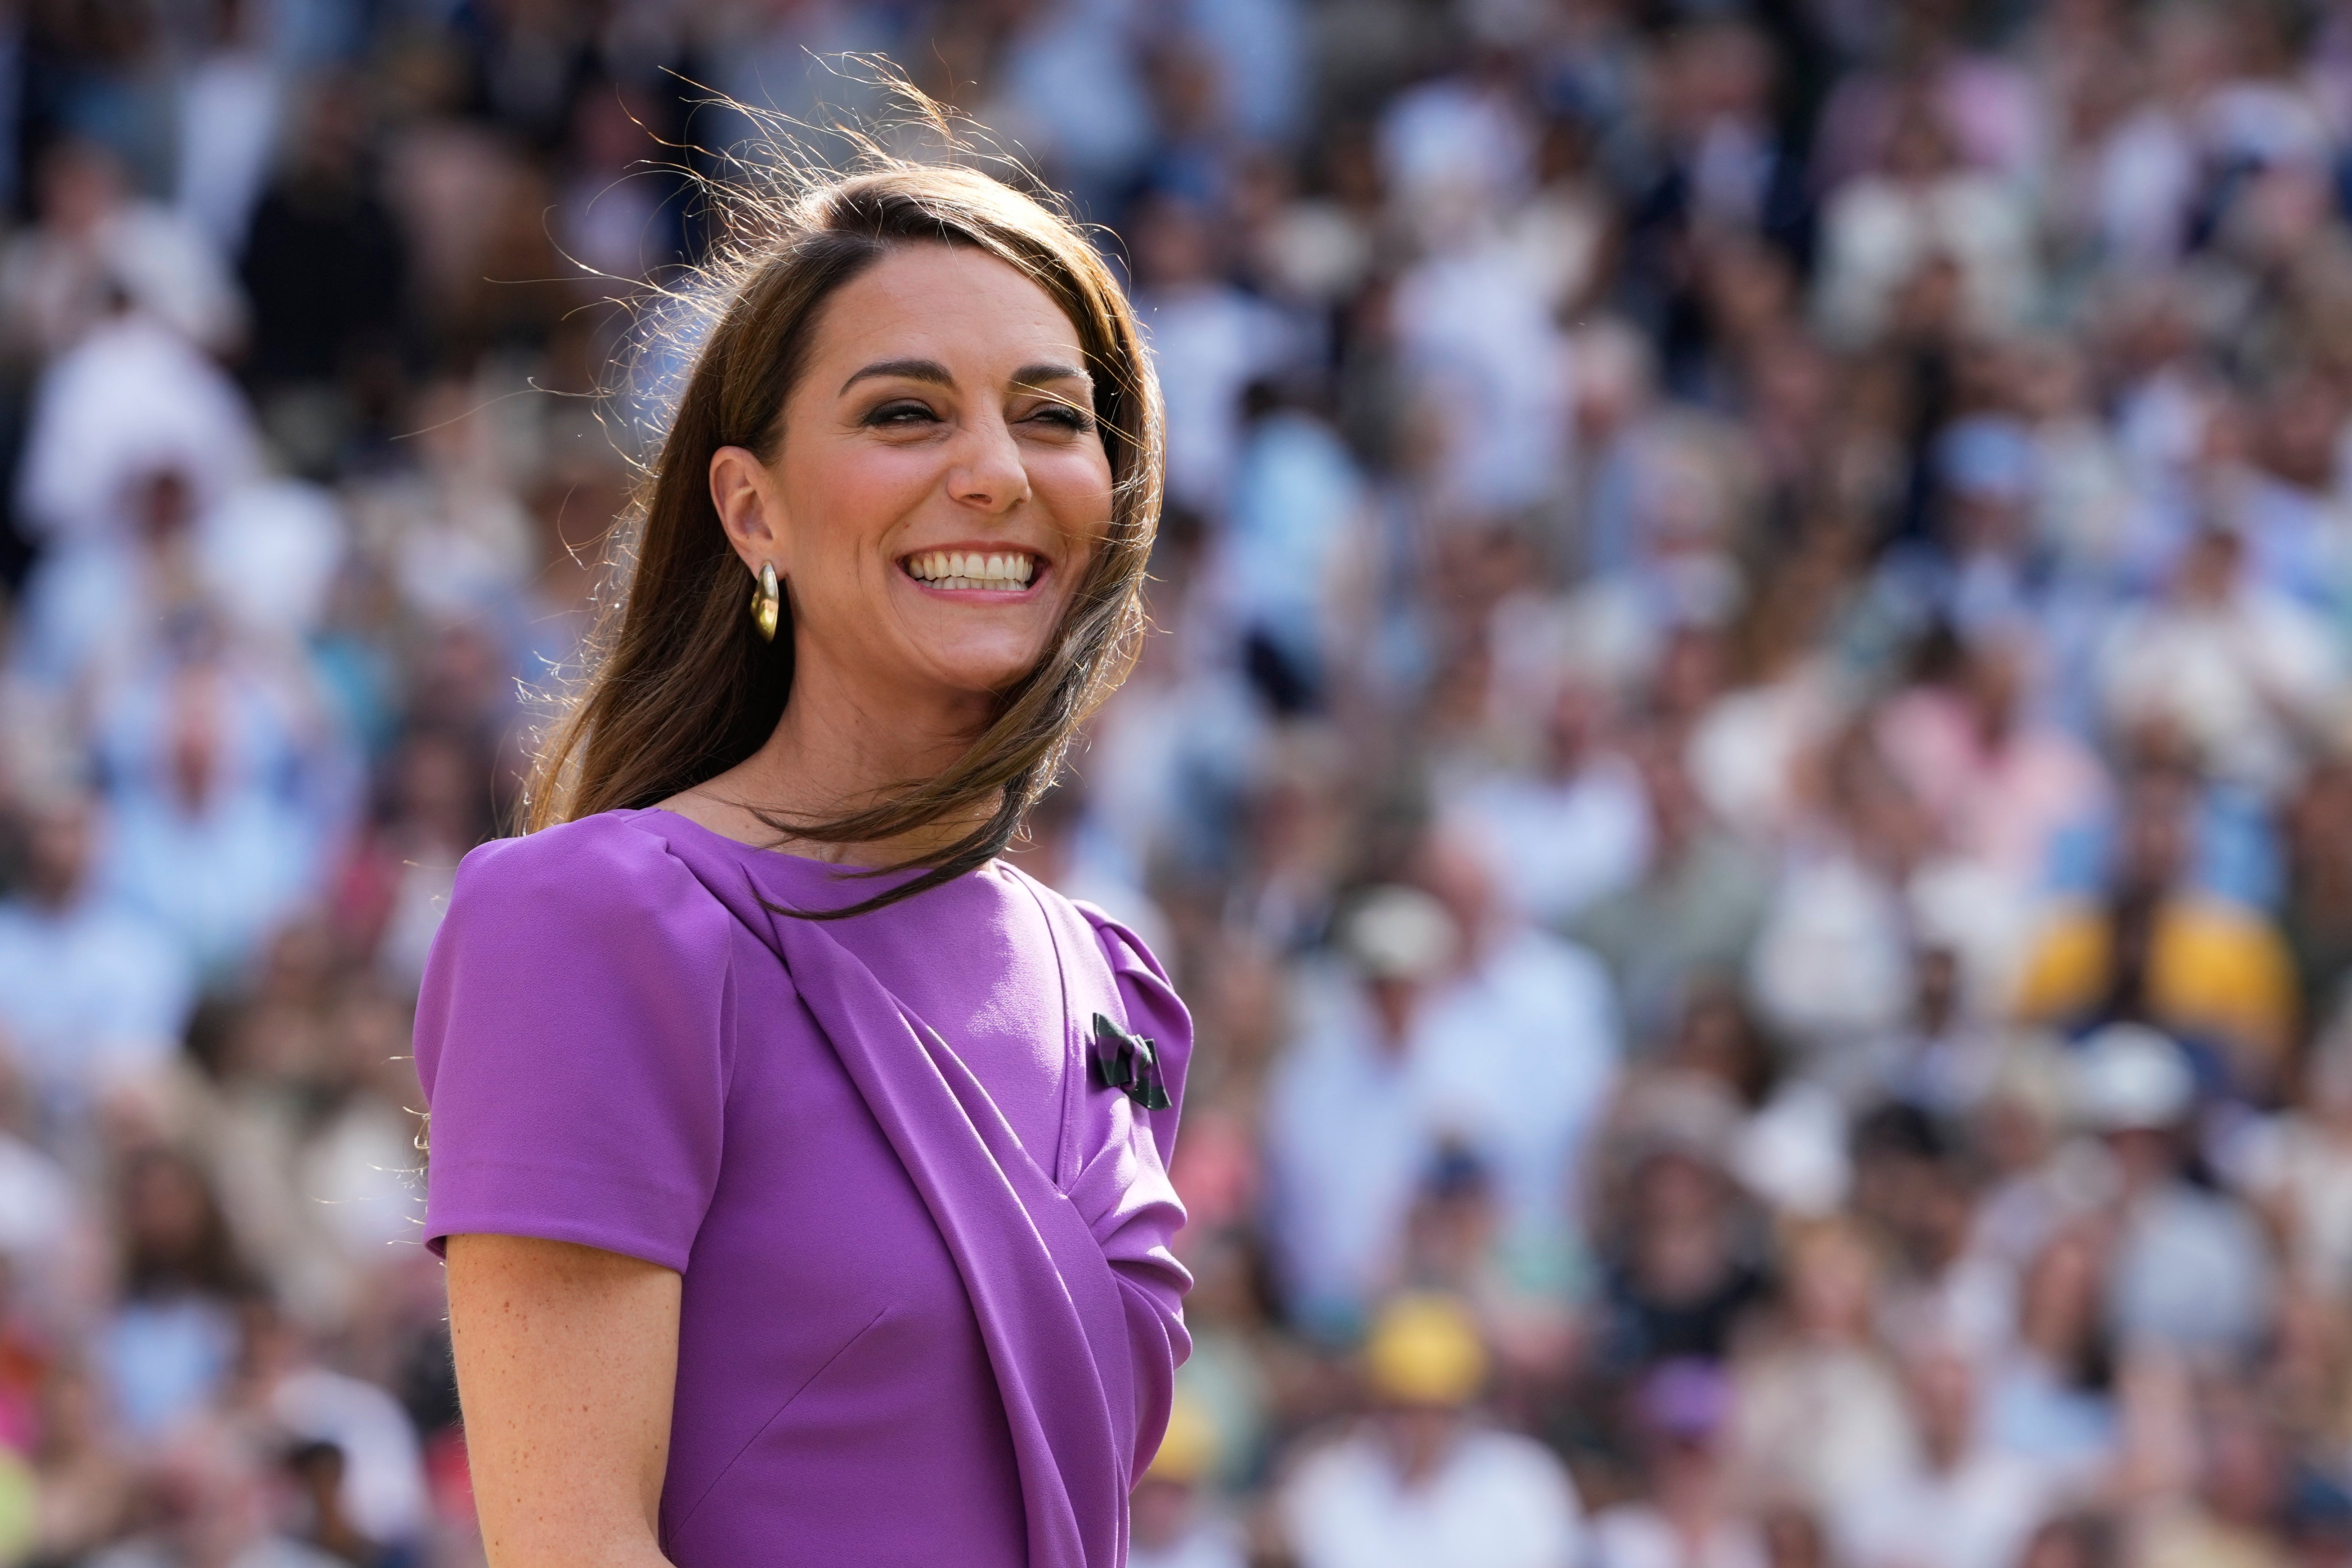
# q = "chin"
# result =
<box><xmin>916</xmin><ymin>635</ymin><xmax>1057</xmax><ymax>698</ymax></box>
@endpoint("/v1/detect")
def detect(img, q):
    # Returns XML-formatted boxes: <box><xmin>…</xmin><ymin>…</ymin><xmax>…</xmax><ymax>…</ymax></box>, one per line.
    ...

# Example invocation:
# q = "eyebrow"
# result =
<box><xmin>1012</xmin><ymin>362</ymin><xmax>1091</xmax><ymax>390</ymax></box>
<box><xmin>836</xmin><ymin>358</ymin><xmax>1093</xmax><ymax>395</ymax></box>
<box><xmin>839</xmin><ymin>358</ymin><xmax>951</xmax><ymax>394</ymax></box>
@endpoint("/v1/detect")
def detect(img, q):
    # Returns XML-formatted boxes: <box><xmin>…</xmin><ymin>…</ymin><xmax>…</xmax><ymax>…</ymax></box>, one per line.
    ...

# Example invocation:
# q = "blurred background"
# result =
<box><xmin>13</xmin><ymin>0</ymin><xmax>2352</xmax><ymax>1565</ymax></box>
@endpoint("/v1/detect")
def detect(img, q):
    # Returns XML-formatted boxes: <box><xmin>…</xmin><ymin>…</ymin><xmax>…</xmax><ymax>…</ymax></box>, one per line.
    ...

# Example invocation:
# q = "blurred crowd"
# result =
<box><xmin>16</xmin><ymin>0</ymin><xmax>2352</xmax><ymax>1565</ymax></box>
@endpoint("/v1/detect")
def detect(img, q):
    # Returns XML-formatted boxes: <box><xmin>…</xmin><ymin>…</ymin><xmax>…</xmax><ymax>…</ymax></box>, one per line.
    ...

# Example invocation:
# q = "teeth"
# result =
<box><xmin>905</xmin><ymin>551</ymin><xmax>1036</xmax><ymax>587</ymax></box>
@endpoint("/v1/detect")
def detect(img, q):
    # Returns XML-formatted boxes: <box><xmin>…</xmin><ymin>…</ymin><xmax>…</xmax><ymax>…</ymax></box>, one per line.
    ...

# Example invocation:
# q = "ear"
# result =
<box><xmin>709</xmin><ymin>445</ymin><xmax>791</xmax><ymax>578</ymax></box>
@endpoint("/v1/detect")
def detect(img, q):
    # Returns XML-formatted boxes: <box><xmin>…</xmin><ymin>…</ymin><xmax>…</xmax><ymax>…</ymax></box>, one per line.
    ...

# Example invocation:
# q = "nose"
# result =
<box><xmin>947</xmin><ymin>412</ymin><xmax>1030</xmax><ymax>513</ymax></box>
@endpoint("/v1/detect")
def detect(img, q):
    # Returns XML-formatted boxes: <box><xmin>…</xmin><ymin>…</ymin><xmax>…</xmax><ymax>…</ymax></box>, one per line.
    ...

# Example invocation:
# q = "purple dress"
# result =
<box><xmin>412</xmin><ymin>808</ymin><xmax>1191</xmax><ymax>1566</ymax></box>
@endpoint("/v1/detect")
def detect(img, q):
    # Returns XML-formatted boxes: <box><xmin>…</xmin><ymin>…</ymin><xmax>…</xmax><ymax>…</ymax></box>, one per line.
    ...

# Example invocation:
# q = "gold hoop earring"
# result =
<box><xmin>750</xmin><ymin>561</ymin><xmax>781</xmax><ymax>642</ymax></box>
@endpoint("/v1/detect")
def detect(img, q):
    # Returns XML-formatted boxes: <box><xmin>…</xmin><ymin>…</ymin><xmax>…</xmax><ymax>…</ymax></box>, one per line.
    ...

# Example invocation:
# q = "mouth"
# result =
<box><xmin>899</xmin><ymin>546</ymin><xmax>1046</xmax><ymax>598</ymax></box>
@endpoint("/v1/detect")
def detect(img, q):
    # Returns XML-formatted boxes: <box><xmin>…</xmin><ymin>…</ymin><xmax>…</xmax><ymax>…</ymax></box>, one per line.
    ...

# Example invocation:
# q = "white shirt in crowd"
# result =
<box><xmin>1265</xmin><ymin>929</ymin><xmax>1620</xmax><ymax>1324</ymax></box>
<box><xmin>1281</xmin><ymin>1424</ymin><xmax>1584</xmax><ymax>1568</ymax></box>
<box><xmin>1588</xmin><ymin>1505</ymin><xmax>1768</xmax><ymax>1568</ymax></box>
<box><xmin>1834</xmin><ymin>1447</ymin><xmax>2051</xmax><ymax>1568</ymax></box>
<box><xmin>1445</xmin><ymin>755</ymin><xmax>1652</xmax><ymax>928</ymax></box>
<box><xmin>0</xmin><ymin>891</ymin><xmax>194</xmax><ymax>1132</ymax></box>
<box><xmin>1129</xmin><ymin>1514</ymin><xmax>1250</xmax><ymax>1568</ymax></box>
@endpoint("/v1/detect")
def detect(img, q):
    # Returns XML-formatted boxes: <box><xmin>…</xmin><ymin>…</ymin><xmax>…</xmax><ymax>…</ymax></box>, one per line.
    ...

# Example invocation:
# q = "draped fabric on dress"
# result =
<box><xmin>654</xmin><ymin>829</ymin><xmax>1193</xmax><ymax>1568</ymax></box>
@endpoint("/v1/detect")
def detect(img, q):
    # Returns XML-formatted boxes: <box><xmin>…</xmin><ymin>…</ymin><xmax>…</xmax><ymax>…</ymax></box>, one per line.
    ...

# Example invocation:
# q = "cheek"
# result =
<box><xmin>1032</xmin><ymin>448</ymin><xmax>1117</xmax><ymax>549</ymax></box>
<box><xmin>784</xmin><ymin>441</ymin><xmax>934</xmax><ymax>568</ymax></box>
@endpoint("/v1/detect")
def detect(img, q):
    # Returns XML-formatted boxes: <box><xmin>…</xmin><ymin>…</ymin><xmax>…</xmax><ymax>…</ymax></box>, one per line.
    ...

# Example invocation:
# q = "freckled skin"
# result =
<box><xmin>448</xmin><ymin>1235</ymin><xmax>681</xmax><ymax>1566</ymax></box>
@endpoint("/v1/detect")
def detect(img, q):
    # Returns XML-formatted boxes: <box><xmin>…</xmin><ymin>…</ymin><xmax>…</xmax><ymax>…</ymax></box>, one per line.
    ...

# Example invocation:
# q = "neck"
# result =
<box><xmin>677</xmin><ymin>641</ymin><xmax>1001</xmax><ymax>866</ymax></box>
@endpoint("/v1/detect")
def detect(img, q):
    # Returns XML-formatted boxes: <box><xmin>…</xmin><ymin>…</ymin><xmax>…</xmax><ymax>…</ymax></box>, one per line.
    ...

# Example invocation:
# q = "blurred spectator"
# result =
<box><xmin>1588</xmin><ymin>1078</ymin><xmax>1768</xmax><ymax>1380</ymax></box>
<box><xmin>2073</xmin><ymin>1023</ymin><xmax>2274</xmax><ymax>1357</ymax></box>
<box><xmin>2138</xmin><ymin>1393</ymin><xmax>2296</xmax><ymax>1568</ymax></box>
<box><xmin>2095</xmin><ymin>527</ymin><xmax>2337</xmax><ymax>799</ymax></box>
<box><xmin>1265</xmin><ymin>885</ymin><xmax>1464</xmax><ymax>1333</ymax></box>
<box><xmin>1877</xmin><ymin>629</ymin><xmax>2110</xmax><ymax>895</ymax></box>
<box><xmin>27</xmin><ymin>1358</ymin><xmax>137</xmax><ymax>1563</ymax></box>
<box><xmin>1279</xmin><ymin>1294</ymin><xmax>1583</xmax><ymax>1568</ymax></box>
<box><xmin>1588</xmin><ymin>1358</ymin><xmax>1768</xmax><ymax>1568</ymax></box>
<box><xmin>1444</xmin><ymin>669</ymin><xmax>1652</xmax><ymax>928</ymax></box>
<box><xmin>1132</xmin><ymin>195</ymin><xmax>1296</xmax><ymax>515</ymax></box>
<box><xmin>99</xmin><ymin>1147</ymin><xmax>251</xmax><ymax>1443</ymax></box>
<box><xmin>237</xmin><ymin>76</ymin><xmax>408</xmax><ymax>478</ymax></box>
<box><xmin>1573</xmin><ymin>742</ymin><xmax>1772</xmax><ymax>1048</ymax></box>
<box><xmin>1982</xmin><ymin>1226</ymin><xmax>2121</xmax><ymax>1487</ymax></box>
<box><xmin>0</xmin><ymin>139</ymin><xmax>245</xmax><ymax>364</ymax></box>
<box><xmin>1730</xmin><ymin>1218</ymin><xmax>1915</xmax><ymax>1520</ymax></box>
<box><xmin>1812</xmin><ymin>98</ymin><xmax>2038</xmax><ymax>349</ymax></box>
<box><xmin>12</xmin><ymin>310</ymin><xmax>260</xmax><ymax>554</ymax></box>
<box><xmin>0</xmin><ymin>791</ymin><xmax>194</xmax><ymax>1151</ymax></box>
<box><xmin>1265</xmin><ymin>858</ymin><xmax>1618</xmax><ymax>1336</ymax></box>
<box><xmin>1130</xmin><ymin>1395</ymin><xmax>1246</xmax><ymax>1568</ymax></box>
<box><xmin>81</xmin><ymin>1431</ymin><xmax>344</xmax><ymax>1568</ymax></box>
<box><xmin>2230</xmin><ymin>1007</ymin><xmax>2352</xmax><ymax>1301</ymax></box>
<box><xmin>1832</xmin><ymin>1346</ymin><xmax>2055</xmax><ymax>1568</ymax></box>
<box><xmin>2017</xmin><ymin>764</ymin><xmax>2298</xmax><ymax>1098</ymax></box>
<box><xmin>96</xmin><ymin>660</ymin><xmax>326</xmax><ymax>985</ymax></box>
<box><xmin>237</xmin><ymin>1298</ymin><xmax>427</xmax><ymax>1561</ymax></box>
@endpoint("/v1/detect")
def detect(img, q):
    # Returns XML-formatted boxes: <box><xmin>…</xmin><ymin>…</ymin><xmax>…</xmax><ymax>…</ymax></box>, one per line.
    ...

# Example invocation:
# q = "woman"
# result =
<box><xmin>412</xmin><ymin>157</ymin><xmax>1190</xmax><ymax>1567</ymax></box>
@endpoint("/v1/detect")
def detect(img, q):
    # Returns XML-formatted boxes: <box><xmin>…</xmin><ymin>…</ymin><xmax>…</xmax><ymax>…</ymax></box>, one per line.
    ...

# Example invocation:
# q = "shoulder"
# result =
<box><xmin>993</xmin><ymin>862</ymin><xmax>1180</xmax><ymax>988</ymax></box>
<box><xmin>415</xmin><ymin>814</ymin><xmax>742</xmax><ymax>1124</ymax></box>
<box><xmin>1456</xmin><ymin>1426</ymin><xmax>1578</xmax><ymax>1496</ymax></box>
<box><xmin>1279</xmin><ymin>1424</ymin><xmax>1384</xmax><ymax>1499</ymax></box>
<box><xmin>1074</xmin><ymin>896</ymin><xmax>1178</xmax><ymax>986</ymax></box>
<box><xmin>2169</xmin><ymin>893</ymin><xmax>2289</xmax><ymax>948</ymax></box>
<box><xmin>1072</xmin><ymin>891</ymin><xmax>1192</xmax><ymax>1049</ymax></box>
<box><xmin>1494</xmin><ymin>924</ymin><xmax>1614</xmax><ymax>995</ymax></box>
<box><xmin>456</xmin><ymin>809</ymin><xmax>680</xmax><ymax>892</ymax></box>
<box><xmin>439</xmin><ymin>812</ymin><xmax>737</xmax><ymax>977</ymax></box>
<box><xmin>995</xmin><ymin>863</ymin><xmax>1193</xmax><ymax>1118</ymax></box>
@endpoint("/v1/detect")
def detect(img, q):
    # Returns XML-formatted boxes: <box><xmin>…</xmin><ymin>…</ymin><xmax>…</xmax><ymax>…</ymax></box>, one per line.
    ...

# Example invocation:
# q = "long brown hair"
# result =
<box><xmin>528</xmin><ymin>152</ymin><xmax>1163</xmax><ymax>916</ymax></box>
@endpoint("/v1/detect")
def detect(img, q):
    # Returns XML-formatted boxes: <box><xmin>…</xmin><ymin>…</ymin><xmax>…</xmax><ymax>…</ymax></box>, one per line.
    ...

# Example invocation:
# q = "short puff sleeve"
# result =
<box><xmin>1075</xmin><ymin>902</ymin><xmax>1195</xmax><ymax>1482</ymax></box>
<box><xmin>1084</xmin><ymin>905</ymin><xmax>1192</xmax><ymax>1172</ymax></box>
<box><xmin>414</xmin><ymin>817</ymin><xmax>735</xmax><ymax>1272</ymax></box>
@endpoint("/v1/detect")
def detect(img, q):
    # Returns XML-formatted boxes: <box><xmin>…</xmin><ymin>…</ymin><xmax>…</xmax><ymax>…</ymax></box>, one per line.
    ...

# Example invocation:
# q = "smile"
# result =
<box><xmin>900</xmin><ymin>548</ymin><xmax>1044</xmax><ymax>594</ymax></box>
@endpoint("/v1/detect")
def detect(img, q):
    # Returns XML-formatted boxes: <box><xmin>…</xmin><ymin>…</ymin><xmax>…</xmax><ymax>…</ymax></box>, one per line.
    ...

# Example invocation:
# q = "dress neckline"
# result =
<box><xmin>632</xmin><ymin>806</ymin><xmax>993</xmax><ymax>910</ymax></box>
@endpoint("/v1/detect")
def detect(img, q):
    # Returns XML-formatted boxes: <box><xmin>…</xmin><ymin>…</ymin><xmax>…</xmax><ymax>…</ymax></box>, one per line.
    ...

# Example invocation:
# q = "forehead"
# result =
<box><xmin>801</xmin><ymin>242</ymin><xmax>1086</xmax><ymax>381</ymax></box>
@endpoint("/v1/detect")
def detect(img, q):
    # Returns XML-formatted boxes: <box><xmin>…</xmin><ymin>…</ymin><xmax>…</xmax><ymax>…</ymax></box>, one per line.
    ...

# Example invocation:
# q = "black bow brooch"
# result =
<box><xmin>1089</xmin><ymin>1012</ymin><xmax>1170</xmax><ymax>1110</ymax></box>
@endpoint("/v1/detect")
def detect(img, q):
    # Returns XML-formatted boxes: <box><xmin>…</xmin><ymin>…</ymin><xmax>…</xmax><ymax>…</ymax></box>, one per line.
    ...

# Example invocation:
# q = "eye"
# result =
<box><xmin>864</xmin><ymin>399</ymin><xmax>939</xmax><ymax>428</ymax></box>
<box><xmin>1025</xmin><ymin>402</ymin><xmax>1094</xmax><ymax>433</ymax></box>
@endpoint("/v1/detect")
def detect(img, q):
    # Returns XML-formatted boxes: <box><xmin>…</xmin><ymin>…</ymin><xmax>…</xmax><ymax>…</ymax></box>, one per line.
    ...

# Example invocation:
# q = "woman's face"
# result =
<box><xmin>714</xmin><ymin>243</ymin><xmax>1115</xmax><ymax>713</ymax></box>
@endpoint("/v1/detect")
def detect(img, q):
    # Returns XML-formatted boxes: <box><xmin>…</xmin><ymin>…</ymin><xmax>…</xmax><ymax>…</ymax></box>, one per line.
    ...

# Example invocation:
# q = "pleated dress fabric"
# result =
<box><xmin>412</xmin><ymin>808</ymin><xmax>1192</xmax><ymax>1566</ymax></box>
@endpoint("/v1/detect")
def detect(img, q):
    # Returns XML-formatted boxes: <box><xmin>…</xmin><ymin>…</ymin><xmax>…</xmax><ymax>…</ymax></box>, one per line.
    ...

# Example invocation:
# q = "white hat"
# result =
<box><xmin>2071</xmin><ymin>1023</ymin><xmax>2195</xmax><ymax>1131</ymax></box>
<box><xmin>1341</xmin><ymin>886</ymin><xmax>1460</xmax><ymax>982</ymax></box>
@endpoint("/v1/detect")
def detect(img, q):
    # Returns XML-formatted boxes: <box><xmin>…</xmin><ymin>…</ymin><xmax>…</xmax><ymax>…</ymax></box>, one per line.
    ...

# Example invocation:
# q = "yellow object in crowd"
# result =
<box><xmin>1148</xmin><ymin>1393</ymin><xmax>1219</xmax><ymax>1485</ymax></box>
<box><xmin>2013</xmin><ymin>895</ymin><xmax>2298</xmax><ymax>1079</ymax></box>
<box><xmin>1363</xmin><ymin>1293</ymin><xmax>1489</xmax><ymax>1408</ymax></box>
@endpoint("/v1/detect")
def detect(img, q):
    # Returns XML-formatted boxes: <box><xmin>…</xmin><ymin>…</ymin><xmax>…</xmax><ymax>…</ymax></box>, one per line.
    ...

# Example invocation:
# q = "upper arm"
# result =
<box><xmin>1081</xmin><ymin>902</ymin><xmax>1193</xmax><ymax>1162</ymax></box>
<box><xmin>414</xmin><ymin>823</ymin><xmax>736</xmax><ymax>1271</ymax></box>
<box><xmin>447</xmin><ymin>1234</ymin><xmax>681</xmax><ymax>1568</ymax></box>
<box><xmin>1076</xmin><ymin>901</ymin><xmax>1196</xmax><ymax>1479</ymax></box>
<box><xmin>416</xmin><ymin>824</ymin><xmax>732</xmax><ymax>1561</ymax></box>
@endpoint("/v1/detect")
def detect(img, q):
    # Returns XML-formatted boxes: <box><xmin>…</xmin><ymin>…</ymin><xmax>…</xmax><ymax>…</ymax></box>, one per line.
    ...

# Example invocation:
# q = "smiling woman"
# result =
<box><xmin>531</xmin><ymin>158</ymin><xmax>1164</xmax><ymax>910</ymax></box>
<box><xmin>409</xmin><ymin>140</ymin><xmax>1188</xmax><ymax>1568</ymax></box>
